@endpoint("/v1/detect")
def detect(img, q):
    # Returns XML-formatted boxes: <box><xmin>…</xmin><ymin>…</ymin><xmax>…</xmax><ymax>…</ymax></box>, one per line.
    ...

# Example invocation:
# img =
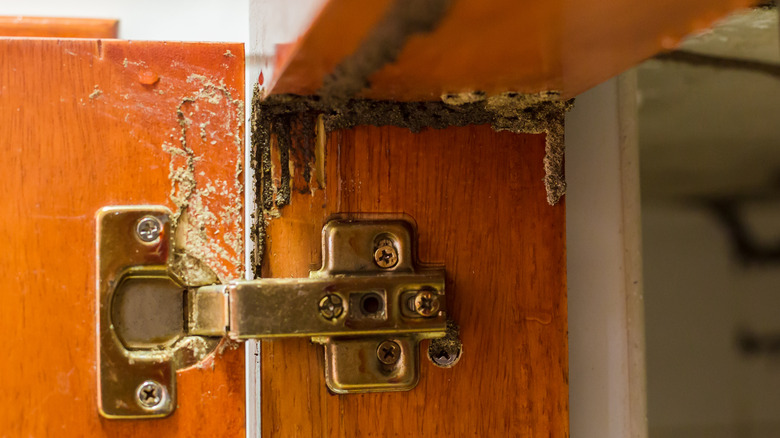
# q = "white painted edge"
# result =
<box><xmin>244</xmin><ymin>3</ymin><xmax>262</xmax><ymax>438</ymax></box>
<box><xmin>244</xmin><ymin>2</ymin><xmax>325</xmax><ymax>436</ymax></box>
<box><xmin>618</xmin><ymin>71</ymin><xmax>649</xmax><ymax>438</ymax></box>
<box><xmin>566</xmin><ymin>73</ymin><xmax>648</xmax><ymax>438</ymax></box>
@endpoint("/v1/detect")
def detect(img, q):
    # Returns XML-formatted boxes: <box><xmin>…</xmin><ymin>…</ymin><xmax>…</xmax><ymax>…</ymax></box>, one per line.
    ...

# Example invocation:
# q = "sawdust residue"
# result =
<box><xmin>440</xmin><ymin>90</ymin><xmax>486</xmax><ymax>105</ymax></box>
<box><xmin>89</xmin><ymin>85</ymin><xmax>103</xmax><ymax>99</ymax></box>
<box><xmin>163</xmin><ymin>74</ymin><xmax>245</xmax><ymax>284</ymax></box>
<box><xmin>256</xmin><ymin>91</ymin><xmax>570</xmax><ymax>195</ymax></box>
<box><xmin>217</xmin><ymin>337</ymin><xmax>241</xmax><ymax>354</ymax></box>
<box><xmin>483</xmin><ymin>91</ymin><xmax>570</xmax><ymax>205</ymax></box>
<box><xmin>428</xmin><ymin>319</ymin><xmax>462</xmax><ymax>368</ymax></box>
<box><xmin>186</xmin><ymin>74</ymin><xmax>227</xmax><ymax>104</ymax></box>
<box><xmin>170</xmin><ymin>241</ymin><xmax>219</xmax><ymax>286</ymax></box>
<box><xmin>173</xmin><ymin>336</ymin><xmax>222</xmax><ymax>370</ymax></box>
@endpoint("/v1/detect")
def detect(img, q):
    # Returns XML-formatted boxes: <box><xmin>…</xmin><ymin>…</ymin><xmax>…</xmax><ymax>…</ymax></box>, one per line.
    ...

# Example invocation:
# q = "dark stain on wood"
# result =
<box><xmin>320</xmin><ymin>0</ymin><xmax>456</xmax><ymax>101</ymax></box>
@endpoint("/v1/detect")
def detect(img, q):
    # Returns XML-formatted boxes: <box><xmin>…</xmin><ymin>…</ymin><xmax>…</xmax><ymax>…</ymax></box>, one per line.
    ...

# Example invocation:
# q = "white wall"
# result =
<box><xmin>566</xmin><ymin>74</ymin><xmax>648</xmax><ymax>438</ymax></box>
<box><xmin>637</xmin><ymin>8</ymin><xmax>780</xmax><ymax>436</ymax></box>
<box><xmin>0</xmin><ymin>0</ymin><xmax>249</xmax><ymax>42</ymax></box>
<box><xmin>644</xmin><ymin>202</ymin><xmax>780</xmax><ymax>438</ymax></box>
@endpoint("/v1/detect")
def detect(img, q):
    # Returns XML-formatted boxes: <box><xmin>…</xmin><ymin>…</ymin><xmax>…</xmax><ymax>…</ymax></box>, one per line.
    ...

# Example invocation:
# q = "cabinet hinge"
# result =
<box><xmin>96</xmin><ymin>206</ymin><xmax>447</xmax><ymax>419</ymax></box>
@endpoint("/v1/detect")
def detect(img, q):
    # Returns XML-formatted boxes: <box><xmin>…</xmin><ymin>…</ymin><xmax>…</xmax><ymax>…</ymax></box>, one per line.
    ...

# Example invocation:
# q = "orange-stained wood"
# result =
<box><xmin>0</xmin><ymin>16</ymin><xmax>118</xmax><ymax>38</ymax></box>
<box><xmin>268</xmin><ymin>0</ymin><xmax>755</xmax><ymax>99</ymax></box>
<box><xmin>268</xmin><ymin>0</ymin><xmax>393</xmax><ymax>97</ymax></box>
<box><xmin>261</xmin><ymin>125</ymin><xmax>567</xmax><ymax>436</ymax></box>
<box><xmin>0</xmin><ymin>38</ymin><xmax>245</xmax><ymax>436</ymax></box>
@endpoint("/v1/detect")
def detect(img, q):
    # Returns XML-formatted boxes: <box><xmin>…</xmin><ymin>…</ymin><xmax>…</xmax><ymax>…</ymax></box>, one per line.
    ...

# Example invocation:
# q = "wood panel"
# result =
<box><xmin>0</xmin><ymin>16</ymin><xmax>118</xmax><ymax>38</ymax></box>
<box><xmin>261</xmin><ymin>125</ymin><xmax>567</xmax><ymax>436</ymax></box>
<box><xmin>267</xmin><ymin>0</ymin><xmax>755</xmax><ymax>100</ymax></box>
<box><xmin>0</xmin><ymin>38</ymin><xmax>245</xmax><ymax>436</ymax></box>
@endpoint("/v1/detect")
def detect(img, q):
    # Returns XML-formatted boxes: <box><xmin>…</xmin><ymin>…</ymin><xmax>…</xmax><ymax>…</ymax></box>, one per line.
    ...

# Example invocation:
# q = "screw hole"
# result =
<box><xmin>428</xmin><ymin>320</ymin><xmax>462</xmax><ymax>368</ymax></box>
<box><xmin>429</xmin><ymin>343</ymin><xmax>461</xmax><ymax>368</ymax></box>
<box><xmin>360</xmin><ymin>293</ymin><xmax>383</xmax><ymax>315</ymax></box>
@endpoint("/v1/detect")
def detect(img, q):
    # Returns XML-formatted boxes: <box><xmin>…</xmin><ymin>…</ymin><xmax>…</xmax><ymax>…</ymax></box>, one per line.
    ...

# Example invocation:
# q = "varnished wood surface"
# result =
<box><xmin>261</xmin><ymin>125</ymin><xmax>567</xmax><ymax>436</ymax></box>
<box><xmin>0</xmin><ymin>16</ymin><xmax>118</xmax><ymax>38</ymax></box>
<box><xmin>268</xmin><ymin>0</ymin><xmax>754</xmax><ymax>99</ymax></box>
<box><xmin>0</xmin><ymin>38</ymin><xmax>245</xmax><ymax>436</ymax></box>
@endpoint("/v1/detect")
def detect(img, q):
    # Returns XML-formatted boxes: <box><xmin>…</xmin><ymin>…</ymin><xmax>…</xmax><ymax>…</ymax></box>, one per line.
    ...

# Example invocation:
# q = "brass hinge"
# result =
<box><xmin>97</xmin><ymin>206</ymin><xmax>446</xmax><ymax>419</ymax></box>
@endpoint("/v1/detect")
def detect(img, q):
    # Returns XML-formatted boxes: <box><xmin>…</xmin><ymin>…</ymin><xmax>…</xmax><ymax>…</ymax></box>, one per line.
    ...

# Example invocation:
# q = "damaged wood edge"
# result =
<box><xmin>318</xmin><ymin>0</ymin><xmax>455</xmax><ymax>100</ymax></box>
<box><xmin>252</xmin><ymin>0</ymin><xmax>569</xmax><ymax>274</ymax></box>
<box><xmin>161</xmin><ymin>75</ymin><xmax>246</xmax><ymax>360</ymax></box>
<box><xmin>165</xmin><ymin>75</ymin><xmax>246</xmax><ymax>286</ymax></box>
<box><xmin>249</xmin><ymin>86</ymin><xmax>572</xmax><ymax>273</ymax></box>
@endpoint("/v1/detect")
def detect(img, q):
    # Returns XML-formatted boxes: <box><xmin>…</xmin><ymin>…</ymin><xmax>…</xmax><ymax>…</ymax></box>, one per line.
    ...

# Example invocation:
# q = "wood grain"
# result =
<box><xmin>261</xmin><ymin>125</ymin><xmax>568</xmax><ymax>436</ymax></box>
<box><xmin>0</xmin><ymin>16</ymin><xmax>118</xmax><ymax>38</ymax></box>
<box><xmin>0</xmin><ymin>38</ymin><xmax>245</xmax><ymax>436</ymax></box>
<box><xmin>268</xmin><ymin>0</ymin><xmax>754</xmax><ymax>99</ymax></box>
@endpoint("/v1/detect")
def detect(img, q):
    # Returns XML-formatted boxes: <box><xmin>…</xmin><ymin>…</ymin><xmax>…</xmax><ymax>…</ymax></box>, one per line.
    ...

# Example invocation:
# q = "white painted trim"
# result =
<box><xmin>566</xmin><ymin>73</ymin><xmax>648</xmax><ymax>438</ymax></box>
<box><xmin>244</xmin><ymin>3</ymin><xmax>262</xmax><ymax>438</ymax></box>
<box><xmin>244</xmin><ymin>3</ymin><xmax>325</xmax><ymax>435</ymax></box>
<box><xmin>618</xmin><ymin>71</ymin><xmax>649</xmax><ymax>438</ymax></box>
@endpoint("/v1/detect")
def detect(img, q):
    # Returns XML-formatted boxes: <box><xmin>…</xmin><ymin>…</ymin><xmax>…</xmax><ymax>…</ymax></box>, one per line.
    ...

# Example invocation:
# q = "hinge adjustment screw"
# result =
<box><xmin>413</xmin><ymin>290</ymin><xmax>440</xmax><ymax>317</ymax></box>
<box><xmin>318</xmin><ymin>294</ymin><xmax>344</xmax><ymax>320</ymax></box>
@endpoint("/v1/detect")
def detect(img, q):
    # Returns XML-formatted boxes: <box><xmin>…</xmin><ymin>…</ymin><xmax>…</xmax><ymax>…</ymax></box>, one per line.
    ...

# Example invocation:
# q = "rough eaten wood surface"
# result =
<box><xmin>259</xmin><ymin>124</ymin><xmax>568</xmax><ymax>436</ymax></box>
<box><xmin>0</xmin><ymin>38</ymin><xmax>245</xmax><ymax>436</ymax></box>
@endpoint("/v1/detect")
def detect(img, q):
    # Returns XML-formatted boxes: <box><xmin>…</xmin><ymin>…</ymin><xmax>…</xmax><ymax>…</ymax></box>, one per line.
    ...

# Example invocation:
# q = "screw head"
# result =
<box><xmin>374</xmin><ymin>245</ymin><xmax>398</xmax><ymax>269</ymax></box>
<box><xmin>376</xmin><ymin>340</ymin><xmax>401</xmax><ymax>365</ymax></box>
<box><xmin>136</xmin><ymin>380</ymin><xmax>165</xmax><ymax>409</ymax></box>
<box><xmin>318</xmin><ymin>294</ymin><xmax>344</xmax><ymax>320</ymax></box>
<box><xmin>136</xmin><ymin>216</ymin><xmax>162</xmax><ymax>243</ymax></box>
<box><xmin>413</xmin><ymin>290</ymin><xmax>440</xmax><ymax>317</ymax></box>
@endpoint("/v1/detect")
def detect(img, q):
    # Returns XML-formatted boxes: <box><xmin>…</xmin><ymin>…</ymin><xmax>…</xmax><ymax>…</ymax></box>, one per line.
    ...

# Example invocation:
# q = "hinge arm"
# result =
<box><xmin>188</xmin><ymin>275</ymin><xmax>446</xmax><ymax>340</ymax></box>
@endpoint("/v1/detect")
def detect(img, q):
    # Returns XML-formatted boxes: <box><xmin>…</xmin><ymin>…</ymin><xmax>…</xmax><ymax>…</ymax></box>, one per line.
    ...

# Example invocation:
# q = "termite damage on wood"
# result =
<box><xmin>250</xmin><ymin>88</ymin><xmax>572</xmax><ymax>271</ymax></box>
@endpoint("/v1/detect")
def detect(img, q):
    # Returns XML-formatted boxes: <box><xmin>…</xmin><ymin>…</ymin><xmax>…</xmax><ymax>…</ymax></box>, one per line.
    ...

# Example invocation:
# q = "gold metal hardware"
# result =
<box><xmin>97</xmin><ymin>206</ymin><xmax>447</xmax><ymax>419</ymax></box>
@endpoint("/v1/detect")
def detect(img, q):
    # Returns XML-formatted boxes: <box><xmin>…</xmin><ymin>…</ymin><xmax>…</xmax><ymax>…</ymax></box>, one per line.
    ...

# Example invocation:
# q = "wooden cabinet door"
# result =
<box><xmin>257</xmin><ymin>125</ymin><xmax>568</xmax><ymax>436</ymax></box>
<box><xmin>0</xmin><ymin>38</ymin><xmax>246</xmax><ymax>436</ymax></box>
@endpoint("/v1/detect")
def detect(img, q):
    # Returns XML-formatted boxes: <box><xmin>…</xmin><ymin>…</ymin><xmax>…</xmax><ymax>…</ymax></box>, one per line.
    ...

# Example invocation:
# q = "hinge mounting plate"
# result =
<box><xmin>97</xmin><ymin>206</ymin><xmax>447</xmax><ymax>419</ymax></box>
